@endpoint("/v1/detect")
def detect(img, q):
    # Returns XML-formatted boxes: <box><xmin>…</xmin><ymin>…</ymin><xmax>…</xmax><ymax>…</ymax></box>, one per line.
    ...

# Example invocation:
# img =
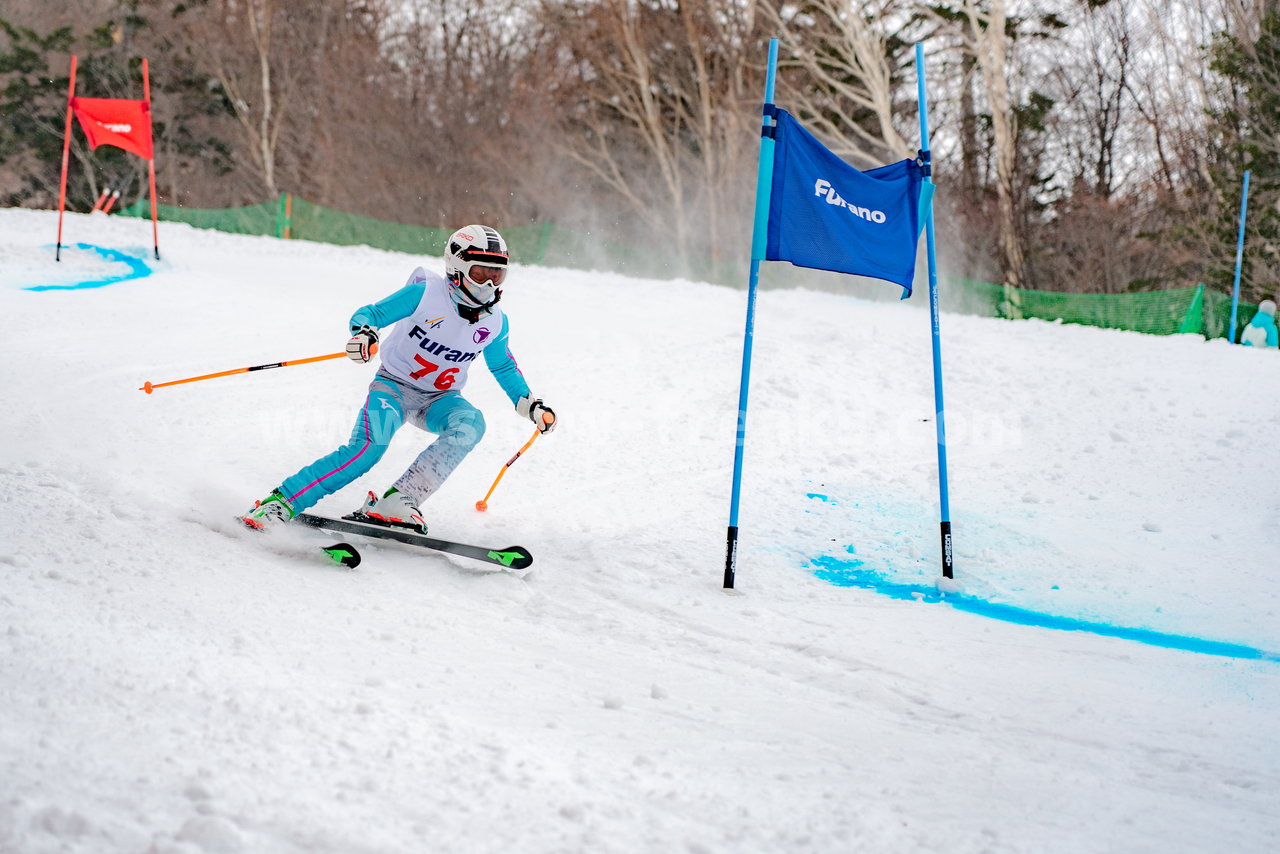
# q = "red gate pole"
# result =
<box><xmin>55</xmin><ymin>55</ymin><xmax>78</xmax><ymax>262</ymax></box>
<box><xmin>142</xmin><ymin>58</ymin><xmax>160</xmax><ymax>260</ymax></box>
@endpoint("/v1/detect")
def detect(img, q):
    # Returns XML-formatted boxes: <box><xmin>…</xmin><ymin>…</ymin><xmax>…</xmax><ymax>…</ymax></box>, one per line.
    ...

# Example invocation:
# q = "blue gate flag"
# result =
<box><xmin>765</xmin><ymin>108</ymin><xmax>924</xmax><ymax>293</ymax></box>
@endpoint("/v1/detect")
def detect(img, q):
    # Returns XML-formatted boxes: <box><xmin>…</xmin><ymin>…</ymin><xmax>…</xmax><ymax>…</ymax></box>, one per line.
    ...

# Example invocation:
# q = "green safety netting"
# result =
<box><xmin>1201</xmin><ymin>287</ymin><xmax>1255</xmax><ymax>342</ymax></box>
<box><xmin>942</xmin><ymin>278</ymin><xmax>1254</xmax><ymax>341</ymax></box>
<box><xmin>120</xmin><ymin>197</ymin><xmax>281</xmax><ymax>237</ymax></box>
<box><xmin>122</xmin><ymin>194</ymin><xmax>1256</xmax><ymax>340</ymax></box>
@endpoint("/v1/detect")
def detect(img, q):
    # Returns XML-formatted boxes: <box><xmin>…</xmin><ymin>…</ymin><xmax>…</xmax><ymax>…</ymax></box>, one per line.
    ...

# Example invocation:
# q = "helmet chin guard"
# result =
<box><xmin>445</xmin><ymin>224</ymin><xmax>508</xmax><ymax>322</ymax></box>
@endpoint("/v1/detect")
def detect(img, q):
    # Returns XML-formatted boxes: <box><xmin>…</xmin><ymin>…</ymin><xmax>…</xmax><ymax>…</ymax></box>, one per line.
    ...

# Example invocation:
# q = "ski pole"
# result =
<box><xmin>475</xmin><ymin>412</ymin><xmax>553</xmax><ymax>511</ymax></box>
<box><xmin>139</xmin><ymin>350</ymin><xmax>352</xmax><ymax>394</ymax></box>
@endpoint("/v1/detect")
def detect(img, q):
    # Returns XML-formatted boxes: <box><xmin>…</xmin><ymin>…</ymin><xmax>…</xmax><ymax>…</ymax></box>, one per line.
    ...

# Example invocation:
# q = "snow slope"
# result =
<box><xmin>2</xmin><ymin>208</ymin><xmax>1278</xmax><ymax>854</ymax></box>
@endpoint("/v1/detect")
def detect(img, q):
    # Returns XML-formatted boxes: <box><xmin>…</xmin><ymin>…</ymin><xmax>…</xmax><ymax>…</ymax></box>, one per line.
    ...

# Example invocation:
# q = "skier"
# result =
<box><xmin>240</xmin><ymin>224</ymin><xmax>556</xmax><ymax>533</ymax></box>
<box><xmin>1240</xmin><ymin>299</ymin><xmax>1278</xmax><ymax>348</ymax></box>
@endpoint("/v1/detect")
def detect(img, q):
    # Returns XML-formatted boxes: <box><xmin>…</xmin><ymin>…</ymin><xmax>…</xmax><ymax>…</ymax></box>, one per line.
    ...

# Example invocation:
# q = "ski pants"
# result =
<box><xmin>278</xmin><ymin>370</ymin><xmax>486</xmax><ymax>513</ymax></box>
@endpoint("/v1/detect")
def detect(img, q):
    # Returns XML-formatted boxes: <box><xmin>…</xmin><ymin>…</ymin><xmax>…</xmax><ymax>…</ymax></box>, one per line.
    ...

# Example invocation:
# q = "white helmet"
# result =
<box><xmin>445</xmin><ymin>224</ymin><xmax>508</xmax><ymax>321</ymax></box>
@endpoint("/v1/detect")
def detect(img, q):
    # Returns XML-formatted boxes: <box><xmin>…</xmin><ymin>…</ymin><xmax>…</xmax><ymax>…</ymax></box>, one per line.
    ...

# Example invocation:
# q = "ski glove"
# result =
<box><xmin>516</xmin><ymin>395</ymin><xmax>557</xmax><ymax>433</ymax></box>
<box><xmin>346</xmin><ymin>325</ymin><xmax>379</xmax><ymax>363</ymax></box>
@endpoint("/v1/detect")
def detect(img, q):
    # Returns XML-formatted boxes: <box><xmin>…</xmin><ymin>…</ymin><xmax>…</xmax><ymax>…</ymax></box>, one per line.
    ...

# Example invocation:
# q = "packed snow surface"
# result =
<box><xmin>2</xmin><ymin>208</ymin><xmax>1278</xmax><ymax>853</ymax></box>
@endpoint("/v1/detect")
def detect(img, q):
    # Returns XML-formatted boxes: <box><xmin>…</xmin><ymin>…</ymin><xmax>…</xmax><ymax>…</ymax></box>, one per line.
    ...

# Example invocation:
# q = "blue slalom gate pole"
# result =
<box><xmin>1229</xmin><ymin>170</ymin><xmax>1251</xmax><ymax>344</ymax></box>
<box><xmin>724</xmin><ymin>37</ymin><xmax>779</xmax><ymax>590</ymax></box>
<box><xmin>915</xmin><ymin>44</ymin><xmax>954</xmax><ymax>580</ymax></box>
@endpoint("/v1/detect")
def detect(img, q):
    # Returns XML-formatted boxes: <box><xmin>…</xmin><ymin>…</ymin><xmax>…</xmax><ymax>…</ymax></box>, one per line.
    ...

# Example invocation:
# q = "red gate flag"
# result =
<box><xmin>71</xmin><ymin>97</ymin><xmax>153</xmax><ymax>160</ymax></box>
<box><xmin>56</xmin><ymin>55</ymin><xmax>161</xmax><ymax>262</ymax></box>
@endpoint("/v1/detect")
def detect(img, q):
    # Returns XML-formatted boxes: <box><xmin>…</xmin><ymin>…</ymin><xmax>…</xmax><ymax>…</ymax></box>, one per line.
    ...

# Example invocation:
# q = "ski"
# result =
<box><xmin>230</xmin><ymin>514</ymin><xmax>363</xmax><ymax>569</ymax></box>
<box><xmin>320</xmin><ymin>542</ymin><xmax>362</xmax><ymax>568</ymax></box>
<box><xmin>294</xmin><ymin>513</ymin><xmax>533</xmax><ymax>572</ymax></box>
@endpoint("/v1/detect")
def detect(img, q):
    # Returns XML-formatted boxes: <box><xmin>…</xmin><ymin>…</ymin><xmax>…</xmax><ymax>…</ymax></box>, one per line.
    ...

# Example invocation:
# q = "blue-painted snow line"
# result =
<box><xmin>27</xmin><ymin>243</ymin><xmax>152</xmax><ymax>291</ymax></box>
<box><xmin>808</xmin><ymin>552</ymin><xmax>1280</xmax><ymax>663</ymax></box>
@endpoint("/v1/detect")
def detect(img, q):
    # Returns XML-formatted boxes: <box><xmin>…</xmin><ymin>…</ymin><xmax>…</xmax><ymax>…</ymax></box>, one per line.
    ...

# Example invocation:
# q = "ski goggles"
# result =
<box><xmin>467</xmin><ymin>264</ymin><xmax>507</xmax><ymax>287</ymax></box>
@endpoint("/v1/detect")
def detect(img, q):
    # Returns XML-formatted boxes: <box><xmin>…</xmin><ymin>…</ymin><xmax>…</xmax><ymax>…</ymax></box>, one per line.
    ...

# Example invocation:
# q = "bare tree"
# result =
<box><xmin>764</xmin><ymin>0</ymin><xmax>918</xmax><ymax>167</ymax></box>
<box><xmin>1050</xmin><ymin>2</ymin><xmax>1133</xmax><ymax>199</ymax></box>
<box><xmin>163</xmin><ymin>0</ymin><xmax>402</xmax><ymax>210</ymax></box>
<box><xmin>532</xmin><ymin>0</ymin><xmax>765</xmax><ymax>273</ymax></box>
<box><xmin>1127</xmin><ymin>1</ymin><xmax>1230</xmax><ymax>200</ymax></box>
<box><xmin>958</xmin><ymin>0</ymin><xmax>1026</xmax><ymax>288</ymax></box>
<box><xmin>168</xmin><ymin>0</ymin><xmax>292</xmax><ymax>199</ymax></box>
<box><xmin>1105</xmin><ymin>1</ymin><xmax>1272</xmax><ymax>296</ymax></box>
<box><xmin>386</xmin><ymin>6</ymin><xmax>579</xmax><ymax>233</ymax></box>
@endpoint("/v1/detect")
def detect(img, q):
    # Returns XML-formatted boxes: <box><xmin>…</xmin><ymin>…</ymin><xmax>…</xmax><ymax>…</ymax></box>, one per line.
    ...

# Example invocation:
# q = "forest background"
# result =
<box><xmin>1</xmin><ymin>0</ymin><xmax>1276</xmax><ymax>301</ymax></box>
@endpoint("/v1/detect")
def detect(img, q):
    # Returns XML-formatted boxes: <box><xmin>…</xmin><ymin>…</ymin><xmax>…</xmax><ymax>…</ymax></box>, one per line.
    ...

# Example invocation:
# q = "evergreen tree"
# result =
<box><xmin>1207</xmin><ymin>10</ymin><xmax>1280</xmax><ymax>303</ymax></box>
<box><xmin>0</xmin><ymin>4</ymin><xmax>234</xmax><ymax>211</ymax></box>
<box><xmin>0</xmin><ymin>18</ymin><xmax>78</xmax><ymax>208</ymax></box>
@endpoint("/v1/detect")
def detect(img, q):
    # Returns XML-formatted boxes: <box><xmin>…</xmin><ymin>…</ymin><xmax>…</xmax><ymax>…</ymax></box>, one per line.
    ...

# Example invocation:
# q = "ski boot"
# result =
<box><xmin>355</xmin><ymin>489</ymin><xmax>427</xmax><ymax>533</ymax></box>
<box><xmin>240</xmin><ymin>489</ymin><xmax>295</xmax><ymax>531</ymax></box>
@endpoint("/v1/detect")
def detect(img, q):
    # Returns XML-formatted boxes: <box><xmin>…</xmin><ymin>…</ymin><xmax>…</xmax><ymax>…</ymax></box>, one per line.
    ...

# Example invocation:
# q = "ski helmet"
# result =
<box><xmin>445</xmin><ymin>224</ymin><xmax>508</xmax><ymax>322</ymax></box>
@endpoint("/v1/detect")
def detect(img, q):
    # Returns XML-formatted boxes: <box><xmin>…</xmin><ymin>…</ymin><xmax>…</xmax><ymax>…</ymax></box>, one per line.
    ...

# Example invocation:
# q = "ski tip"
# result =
<box><xmin>485</xmin><ymin>546</ymin><xmax>533</xmax><ymax>571</ymax></box>
<box><xmin>322</xmin><ymin>542</ymin><xmax>362</xmax><ymax>568</ymax></box>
